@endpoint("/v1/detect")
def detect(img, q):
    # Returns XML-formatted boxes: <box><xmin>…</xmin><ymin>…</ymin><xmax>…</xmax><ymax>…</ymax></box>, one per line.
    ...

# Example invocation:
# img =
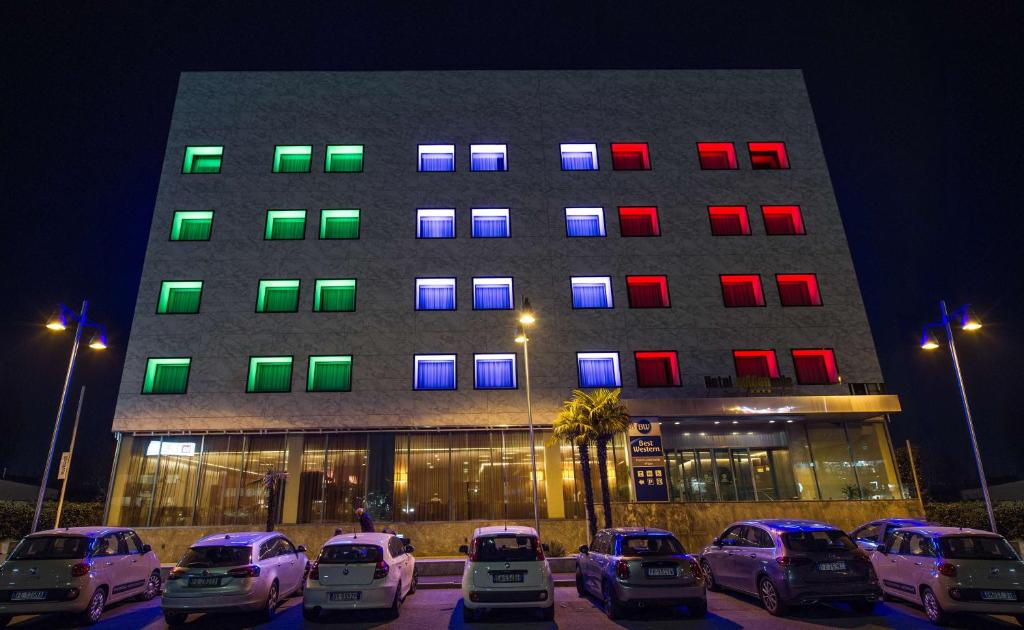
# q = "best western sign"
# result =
<box><xmin>627</xmin><ymin>419</ymin><xmax>668</xmax><ymax>502</ymax></box>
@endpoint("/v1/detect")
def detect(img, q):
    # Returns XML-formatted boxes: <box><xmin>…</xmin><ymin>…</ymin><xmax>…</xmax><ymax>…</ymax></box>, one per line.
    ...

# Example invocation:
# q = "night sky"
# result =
<box><xmin>2</xmin><ymin>2</ymin><xmax>1022</xmax><ymax>501</ymax></box>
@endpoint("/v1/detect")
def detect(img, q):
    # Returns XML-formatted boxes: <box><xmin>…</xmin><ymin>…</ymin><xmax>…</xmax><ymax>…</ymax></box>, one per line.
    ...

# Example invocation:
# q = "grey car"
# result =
<box><xmin>576</xmin><ymin>527</ymin><xmax>706</xmax><ymax>619</ymax></box>
<box><xmin>850</xmin><ymin>518</ymin><xmax>934</xmax><ymax>551</ymax></box>
<box><xmin>700</xmin><ymin>519</ymin><xmax>880</xmax><ymax>616</ymax></box>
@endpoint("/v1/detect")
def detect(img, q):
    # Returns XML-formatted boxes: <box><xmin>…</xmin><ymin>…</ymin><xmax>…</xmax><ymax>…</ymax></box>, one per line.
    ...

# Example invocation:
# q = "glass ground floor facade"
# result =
<box><xmin>106</xmin><ymin>417</ymin><xmax>902</xmax><ymax>528</ymax></box>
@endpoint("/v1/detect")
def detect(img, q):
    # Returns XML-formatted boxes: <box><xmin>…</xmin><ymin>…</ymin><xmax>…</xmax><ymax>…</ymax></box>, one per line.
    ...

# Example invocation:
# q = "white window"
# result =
<box><xmin>560</xmin><ymin>143</ymin><xmax>598</xmax><ymax>170</ymax></box>
<box><xmin>417</xmin><ymin>208</ymin><xmax>456</xmax><ymax>238</ymax></box>
<box><xmin>565</xmin><ymin>207</ymin><xmax>605</xmax><ymax>237</ymax></box>
<box><xmin>577</xmin><ymin>352</ymin><xmax>621</xmax><ymax>387</ymax></box>
<box><xmin>473</xmin><ymin>277</ymin><xmax>513</xmax><ymax>310</ymax></box>
<box><xmin>471</xmin><ymin>208</ymin><xmax>510</xmax><ymax>238</ymax></box>
<box><xmin>571</xmin><ymin>276</ymin><xmax>613</xmax><ymax>308</ymax></box>
<box><xmin>414</xmin><ymin>354</ymin><xmax>457</xmax><ymax>390</ymax></box>
<box><xmin>418</xmin><ymin>144</ymin><xmax>455</xmax><ymax>172</ymax></box>
<box><xmin>470</xmin><ymin>144</ymin><xmax>508</xmax><ymax>171</ymax></box>
<box><xmin>416</xmin><ymin>278</ymin><xmax>456</xmax><ymax>310</ymax></box>
<box><xmin>474</xmin><ymin>353</ymin><xmax>516</xmax><ymax>389</ymax></box>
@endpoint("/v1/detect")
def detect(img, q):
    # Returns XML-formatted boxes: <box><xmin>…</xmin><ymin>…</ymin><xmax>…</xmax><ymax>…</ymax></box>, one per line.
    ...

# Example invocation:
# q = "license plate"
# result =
<box><xmin>188</xmin><ymin>577</ymin><xmax>221</xmax><ymax>587</ymax></box>
<box><xmin>492</xmin><ymin>572</ymin><xmax>525</xmax><ymax>583</ymax></box>
<box><xmin>817</xmin><ymin>561</ymin><xmax>847</xmax><ymax>572</ymax></box>
<box><xmin>981</xmin><ymin>590</ymin><xmax>1017</xmax><ymax>601</ymax></box>
<box><xmin>645</xmin><ymin>567</ymin><xmax>677</xmax><ymax>578</ymax></box>
<box><xmin>329</xmin><ymin>591</ymin><xmax>361</xmax><ymax>601</ymax></box>
<box><xmin>11</xmin><ymin>591</ymin><xmax>46</xmax><ymax>601</ymax></box>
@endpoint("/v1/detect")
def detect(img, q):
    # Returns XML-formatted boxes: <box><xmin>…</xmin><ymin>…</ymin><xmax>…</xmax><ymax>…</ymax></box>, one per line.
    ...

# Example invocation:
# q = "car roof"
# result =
<box><xmin>741</xmin><ymin>519</ymin><xmax>838</xmax><ymax>532</ymax></box>
<box><xmin>893</xmin><ymin>526</ymin><xmax>1000</xmax><ymax>538</ymax></box>
<box><xmin>193</xmin><ymin>532</ymin><xmax>280</xmax><ymax>547</ymax></box>
<box><xmin>324</xmin><ymin>532</ymin><xmax>395</xmax><ymax>546</ymax></box>
<box><xmin>597</xmin><ymin>527</ymin><xmax>672</xmax><ymax>536</ymax></box>
<box><xmin>30</xmin><ymin>526</ymin><xmax>131</xmax><ymax>538</ymax></box>
<box><xmin>473</xmin><ymin>525</ymin><xmax>537</xmax><ymax>538</ymax></box>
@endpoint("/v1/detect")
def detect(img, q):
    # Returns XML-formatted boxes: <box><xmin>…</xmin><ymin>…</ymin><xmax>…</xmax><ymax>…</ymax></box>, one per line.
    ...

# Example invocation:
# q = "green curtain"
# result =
<box><xmin>312</xmin><ymin>361</ymin><xmax>351</xmax><ymax>391</ymax></box>
<box><xmin>318</xmin><ymin>286</ymin><xmax>355</xmax><ymax>312</ymax></box>
<box><xmin>323</xmin><ymin>217</ymin><xmax>359</xmax><ymax>239</ymax></box>
<box><xmin>178</xmin><ymin>218</ymin><xmax>211</xmax><ymax>240</ymax></box>
<box><xmin>255</xmin><ymin>363</ymin><xmax>291</xmax><ymax>392</ymax></box>
<box><xmin>166</xmin><ymin>288</ymin><xmax>201</xmax><ymax>313</ymax></box>
<box><xmin>270</xmin><ymin>218</ymin><xmax>305</xmax><ymax>239</ymax></box>
<box><xmin>153</xmin><ymin>364</ymin><xmax>189</xmax><ymax>393</ymax></box>
<box><xmin>329</xmin><ymin>153</ymin><xmax>363</xmax><ymax>173</ymax></box>
<box><xmin>278</xmin><ymin>154</ymin><xmax>309</xmax><ymax>173</ymax></box>
<box><xmin>262</xmin><ymin>287</ymin><xmax>298</xmax><ymax>312</ymax></box>
<box><xmin>191</xmin><ymin>155</ymin><xmax>221</xmax><ymax>173</ymax></box>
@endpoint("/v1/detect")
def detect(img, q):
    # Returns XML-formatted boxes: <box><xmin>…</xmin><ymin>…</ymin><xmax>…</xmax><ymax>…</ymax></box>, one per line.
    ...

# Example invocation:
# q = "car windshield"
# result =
<box><xmin>939</xmin><ymin>536</ymin><xmax>1020</xmax><ymax>561</ymax></box>
<box><xmin>9</xmin><ymin>536</ymin><xmax>91</xmax><ymax>560</ymax></box>
<box><xmin>620</xmin><ymin>535</ymin><xmax>685</xmax><ymax>556</ymax></box>
<box><xmin>319</xmin><ymin>545</ymin><xmax>381</xmax><ymax>564</ymax></box>
<box><xmin>475</xmin><ymin>535</ymin><xmax>539</xmax><ymax>562</ymax></box>
<box><xmin>783</xmin><ymin>529</ymin><xmax>856</xmax><ymax>552</ymax></box>
<box><xmin>178</xmin><ymin>546</ymin><xmax>252</xmax><ymax>568</ymax></box>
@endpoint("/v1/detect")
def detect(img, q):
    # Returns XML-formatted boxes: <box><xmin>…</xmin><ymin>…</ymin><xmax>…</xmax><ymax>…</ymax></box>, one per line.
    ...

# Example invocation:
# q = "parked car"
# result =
<box><xmin>0</xmin><ymin>527</ymin><xmax>161</xmax><ymax>626</ymax></box>
<box><xmin>576</xmin><ymin>527</ymin><xmax>706</xmax><ymax>619</ymax></box>
<box><xmin>872</xmin><ymin>525</ymin><xmax>1024</xmax><ymax>625</ymax></box>
<box><xmin>851</xmin><ymin>518</ymin><xmax>934</xmax><ymax>551</ymax></box>
<box><xmin>162</xmin><ymin>531</ymin><xmax>308</xmax><ymax>626</ymax></box>
<box><xmin>459</xmin><ymin>525</ymin><xmax>554</xmax><ymax>622</ymax></box>
<box><xmin>303</xmin><ymin>532</ymin><xmax>416</xmax><ymax>621</ymax></box>
<box><xmin>700</xmin><ymin>519</ymin><xmax>880</xmax><ymax>616</ymax></box>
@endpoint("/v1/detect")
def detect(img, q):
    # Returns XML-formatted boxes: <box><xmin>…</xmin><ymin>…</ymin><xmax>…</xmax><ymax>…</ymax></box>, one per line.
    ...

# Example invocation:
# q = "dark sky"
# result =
<box><xmin>2</xmin><ymin>2</ymin><xmax>1022</xmax><ymax>501</ymax></box>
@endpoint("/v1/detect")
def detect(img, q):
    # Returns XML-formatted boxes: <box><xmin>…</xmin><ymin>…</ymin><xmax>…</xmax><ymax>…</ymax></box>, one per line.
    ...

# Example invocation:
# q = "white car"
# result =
<box><xmin>459</xmin><ymin>525</ymin><xmax>555</xmax><ymax>622</ymax></box>
<box><xmin>0</xmin><ymin>527</ymin><xmax>161</xmax><ymax>626</ymax></box>
<box><xmin>303</xmin><ymin>532</ymin><xmax>416</xmax><ymax>621</ymax></box>
<box><xmin>161</xmin><ymin>532</ymin><xmax>309</xmax><ymax>625</ymax></box>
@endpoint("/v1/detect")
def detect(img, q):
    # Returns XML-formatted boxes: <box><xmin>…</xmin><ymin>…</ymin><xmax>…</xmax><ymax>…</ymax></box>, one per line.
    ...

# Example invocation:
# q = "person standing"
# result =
<box><xmin>356</xmin><ymin>507</ymin><xmax>375</xmax><ymax>532</ymax></box>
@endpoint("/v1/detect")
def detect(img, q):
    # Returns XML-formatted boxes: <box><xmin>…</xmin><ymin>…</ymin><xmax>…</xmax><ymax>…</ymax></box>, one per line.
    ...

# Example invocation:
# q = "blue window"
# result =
<box><xmin>416</xmin><ymin>278</ymin><xmax>456</xmax><ymax>310</ymax></box>
<box><xmin>471</xmin><ymin>208</ymin><xmax>510</xmax><ymax>238</ymax></box>
<box><xmin>571</xmin><ymin>277</ymin><xmax>613</xmax><ymax>308</ymax></box>
<box><xmin>474</xmin><ymin>354</ymin><xmax>516</xmax><ymax>389</ymax></box>
<box><xmin>418</xmin><ymin>144</ymin><xmax>455</xmax><ymax>172</ymax></box>
<box><xmin>417</xmin><ymin>209</ymin><xmax>455</xmax><ymax>238</ymax></box>
<box><xmin>577</xmin><ymin>352</ymin><xmax>621</xmax><ymax>388</ymax></box>
<box><xmin>561</xmin><ymin>143</ymin><xmax>598</xmax><ymax>170</ymax></box>
<box><xmin>415</xmin><ymin>354</ymin><xmax>456</xmax><ymax>390</ymax></box>
<box><xmin>470</xmin><ymin>144</ymin><xmax>507</xmax><ymax>171</ymax></box>
<box><xmin>565</xmin><ymin>208</ymin><xmax>605</xmax><ymax>237</ymax></box>
<box><xmin>473</xmin><ymin>278</ymin><xmax>513</xmax><ymax>310</ymax></box>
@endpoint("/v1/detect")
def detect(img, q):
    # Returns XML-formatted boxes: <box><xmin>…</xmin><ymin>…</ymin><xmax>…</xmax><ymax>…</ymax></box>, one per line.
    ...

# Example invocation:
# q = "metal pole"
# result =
<box><xmin>523</xmin><ymin>336</ymin><xmax>541</xmax><ymax>538</ymax></box>
<box><xmin>905</xmin><ymin>439</ymin><xmax>925</xmax><ymax>516</ymax></box>
<box><xmin>941</xmin><ymin>300</ymin><xmax>997</xmax><ymax>533</ymax></box>
<box><xmin>54</xmin><ymin>386</ymin><xmax>86</xmax><ymax>528</ymax></box>
<box><xmin>33</xmin><ymin>301</ymin><xmax>87</xmax><ymax>533</ymax></box>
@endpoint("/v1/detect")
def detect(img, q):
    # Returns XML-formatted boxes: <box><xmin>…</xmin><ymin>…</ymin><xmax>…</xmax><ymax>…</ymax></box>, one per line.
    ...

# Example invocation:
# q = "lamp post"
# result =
<box><xmin>919</xmin><ymin>300</ymin><xmax>995</xmax><ymax>532</ymax></box>
<box><xmin>37</xmin><ymin>302</ymin><xmax>107</xmax><ymax>533</ymax></box>
<box><xmin>515</xmin><ymin>297</ymin><xmax>541</xmax><ymax>537</ymax></box>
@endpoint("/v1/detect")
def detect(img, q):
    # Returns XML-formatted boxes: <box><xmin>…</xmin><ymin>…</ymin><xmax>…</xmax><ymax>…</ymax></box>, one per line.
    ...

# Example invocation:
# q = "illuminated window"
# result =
<box><xmin>635</xmin><ymin>352</ymin><xmax>680</xmax><ymax>387</ymax></box>
<box><xmin>733</xmin><ymin>350</ymin><xmax>780</xmax><ymax>378</ymax></box>
<box><xmin>474</xmin><ymin>354</ymin><xmax>516</xmax><ymax>389</ymax></box>
<box><xmin>416</xmin><ymin>278</ymin><xmax>456</xmax><ymax>310</ymax></box>
<box><xmin>626</xmin><ymin>276</ymin><xmax>670</xmax><ymax>308</ymax></box>
<box><xmin>792</xmin><ymin>349</ymin><xmax>838</xmax><ymax>384</ymax></box>
<box><xmin>273</xmin><ymin>145</ymin><xmax>312</xmax><ymax>173</ymax></box>
<box><xmin>708</xmin><ymin>206</ymin><xmax>750</xmax><ymax>236</ymax></box>
<box><xmin>697</xmin><ymin>142</ymin><xmax>737</xmax><ymax>170</ymax></box>
<box><xmin>320</xmin><ymin>209</ymin><xmax>360</xmax><ymax>239</ymax></box>
<box><xmin>720</xmin><ymin>275</ymin><xmax>765</xmax><ymax>307</ymax></box>
<box><xmin>471</xmin><ymin>208</ymin><xmax>509</xmax><ymax>238</ymax></box>
<box><xmin>610</xmin><ymin>143</ymin><xmax>651</xmax><ymax>170</ymax></box>
<box><xmin>417</xmin><ymin>209</ymin><xmax>455</xmax><ymax>238</ymax></box>
<box><xmin>256</xmin><ymin>280</ymin><xmax>300</xmax><ymax>313</ymax></box>
<box><xmin>565</xmin><ymin>207</ymin><xmax>605</xmax><ymax>237</ymax></box>
<box><xmin>182</xmin><ymin>146</ymin><xmax>222</xmax><ymax>174</ymax></box>
<box><xmin>577</xmin><ymin>352</ymin><xmax>621</xmax><ymax>388</ymax></box>
<box><xmin>560</xmin><ymin>143</ymin><xmax>598</xmax><ymax>171</ymax></box>
<box><xmin>307</xmin><ymin>355</ymin><xmax>352</xmax><ymax>392</ymax></box>
<box><xmin>470</xmin><ymin>144</ymin><xmax>507</xmax><ymax>171</ymax></box>
<box><xmin>777</xmin><ymin>274</ymin><xmax>822</xmax><ymax>306</ymax></box>
<box><xmin>265</xmin><ymin>210</ymin><xmax>306</xmax><ymax>240</ymax></box>
<box><xmin>414</xmin><ymin>354</ymin><xmax>456</xmax><ymax>390</ymax></box>
<box><xmin>618</xmin><ymin>207</ymin><xmax>660</xmax><ymax>237</ymax></box>
<box><xmin>157</xmin><ymin>281</ymin><xmax>203</xmax><ymax>314</ymax></box>
<box><xmin>325</xmin><ymin>145</ymin><xmax>364</xmax><ymax>172</ymax></box>
<box><xmin>571</xmin><ymin>277</ymin><xmax>613</xmax><ymax>309</ymax></box>
<box><xmin>748</xmin><ymin>142</ymin><xmax>789</xmax><ymax>169</ymax></box>
<box><xmin>247</xmin><ymin>357</ymin><xmax>293</xmax><ymax>393</ymax></box>
<box><xmin>143</xmin><ymin>358</ymin><xmax>191</xmax><ymax>394</ymax></box>
<box><xmin>473</xmin><ymin>278</ymin><xmax>513</xmax><ymax>310</ymax></box>
<box><xmin>314</xmin><ymin>279</ymin><xmax>356</xmax><ymax>312</ymax></box>
<box><xmin>170</xmin><ymin>211</ymin><xmax>214</xmax><ymax>241</ymax></box>
<box><xmin>762</xmin><ymin>205</ymin><xmax>806</xmax><ymax>235</ymax></box>
<box><xmin>418</xmin><ymin>144</ymin><xmax>455</xmax><ymax>172</ymax></box>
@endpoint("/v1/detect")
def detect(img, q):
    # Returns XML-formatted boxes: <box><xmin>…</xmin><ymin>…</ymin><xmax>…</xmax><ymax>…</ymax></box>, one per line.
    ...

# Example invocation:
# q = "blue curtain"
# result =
<box><xmin>416</xmin><ymin>360</ymin><xmax>455</xmax><ymax>389</ymax></box>
<box><xmin>561</xmin><ymin>152</ymin><xmax>595</xmax><ymax>170</ymax></box>
<box><xmin>419</xmin><ymin>217</ymin><xmax>455</xmax><ymax>238</ymax></box>
<box><xmin>420</xmin><ymin>153</ymin><xmax>454</xmax><ymax>172</ymax></box>
<box><xmin>476</xmin><ymin>359</ymin><xmax>514</xmax><ymax>388</ymax></box>
<box><xmin>471</xmin><ymin>153</ymin><xmax>505</xmax><ymax>171</ymax></box>
<box><xmin>472</xmin><ymin>217</ymin><xmax>509</xmax><ymax>238</ymax></box>
<box><xmin>579</xmin><ymin>358</ymin><xmax>619</xmax><ymax>387</ymax></box>
<box><xmin>474</xmin><ymin>285</ymin><xmax>511</xmax><ymax>309</ymax></box>
<box><xmin>566</xmin><ymin>215</ymin><xmax>602</xmax><ymax>237</ymax></box>
<box><xmin>418</xmin><ymin>285</ymin><xmax>455</xmax><ymax>310</ymax></box>
<box><xmin>572</xmin><ymin>283</ymin><xmax>610</xmax><ymax>308</ymax></box>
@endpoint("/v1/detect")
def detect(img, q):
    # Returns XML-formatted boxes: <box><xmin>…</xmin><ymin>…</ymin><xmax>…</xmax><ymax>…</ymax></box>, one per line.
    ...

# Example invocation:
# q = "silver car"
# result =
<box><xmin>161</xmin><ymin>531</ymin><xmax>309</xmax><ymax>625</ymax></box>
<box><xmin>0</xmin><ymin>527</ymin><xmax>162</xmax><ymax>626</ymax></box>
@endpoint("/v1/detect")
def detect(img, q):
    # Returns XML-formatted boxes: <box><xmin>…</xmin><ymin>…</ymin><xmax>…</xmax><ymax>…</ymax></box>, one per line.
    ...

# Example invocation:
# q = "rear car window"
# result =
<box><xmin>620</xmin><ymin>535</ymin><xmax>685</xmax><ymax>556</ymax></box>
<box><xmin>179</xmin><ymin>546</ymin><xmax>252</xmax><ymax>568</ymax></box>
<box><xmin>320</xmin><ymin>544</ymin><xmax>382</xmax><ymax>564</ymax></box>
<box><xmin>475</xmin><ymin>535</ymin><xmax>539</xmax><ymax>562</ymax></box>
<box><xmin>9</xmin><ymin>536</ymin><xmax>91</xmax><ymax>560</ymax></box>
<box><xmin>939</xmin><ymin>536</ymin><xmax>1020</xmax><ymax>561</ymax></box>
<box><xmin>782</xmin><ymin>529</ymin><xmax>856</xmax><ymax>552</ymax></box>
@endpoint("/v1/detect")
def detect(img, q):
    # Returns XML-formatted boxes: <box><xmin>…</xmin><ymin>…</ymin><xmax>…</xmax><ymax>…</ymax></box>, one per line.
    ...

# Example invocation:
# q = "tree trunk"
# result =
<box><xmin>578</xmin><ymin>442</ymin><xmax>598</xmax><ymax>538</ymax></box>
<box><xmin>596</xmin><ymin>437</ymin><xmax>613</xmax><ymax>529</ymax></box>
<box><xmin>265</xmin><ymin>479</ymin><xmax>277</xmax><ymax>533</ymax></box>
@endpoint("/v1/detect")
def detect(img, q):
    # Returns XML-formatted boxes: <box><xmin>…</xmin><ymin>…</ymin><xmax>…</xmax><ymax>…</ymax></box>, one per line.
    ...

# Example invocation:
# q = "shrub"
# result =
<box><xmin>925</xmin><ymin>501</ymin><xmax>1024</xmax><ymax>540</ymax></box>
<box><xmin>0</xmin><ymin>501</ymin><xmax>105</xmax><ymax>541</ymax></box>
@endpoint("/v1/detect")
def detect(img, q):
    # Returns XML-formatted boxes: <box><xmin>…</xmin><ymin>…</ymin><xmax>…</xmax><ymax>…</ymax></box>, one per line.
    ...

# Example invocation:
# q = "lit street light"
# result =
<box><xmin>515</xmin><ymin>297</ymin><xmax>541</xmax><ymax>537</ymax></box>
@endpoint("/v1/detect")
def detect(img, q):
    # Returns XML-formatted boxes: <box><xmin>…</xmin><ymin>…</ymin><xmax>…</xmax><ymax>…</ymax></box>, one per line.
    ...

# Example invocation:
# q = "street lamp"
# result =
<box><xmin>515</xmin><ymin>297</ymin><xmax>541</xmax><ymax>537</ymax></box>
<box><xmin>36</xmin><ymin>301</ymin><xmax>107</xmax><ymax>533</ymax></box>
<box><xmin>919</xmin><ymin>300</ymin><xmax>995</xmax><ymax>532</ymax></box>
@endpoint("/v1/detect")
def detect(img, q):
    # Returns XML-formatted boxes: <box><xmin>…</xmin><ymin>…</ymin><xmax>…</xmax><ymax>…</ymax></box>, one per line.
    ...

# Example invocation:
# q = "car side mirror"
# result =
<box><xmin>458</xmin><ymin>544</ymin><xmax>469</xmax><ymax>555</ymax></box>
<box><xmin>578</xmin><ymin>545</ymin><xmax>589</xmax><ymax>554</ymax></box>
<box><xmin>405</xmin><ymin>545</ymin><xmax>415</xmax><ymax>554</ymax></box>
<box><xmin>712</xmin><ymin>538</ymin><xmax>722</xmax><ymax>547</ymax></box>
<box><xmin>141</xmin><ymin>544</ymin><xmax>152</xmax><ymax>554</ymax></box>
<box><xmin>542</xmin><ymin>544</ymin><xmax>550</xmax><ymax>553</ymax></box>
<box><xmin>876</xmin><ymin>545</ymin><xmax>888</xmax><ymax>555</ymax></box>
<box><xmin>296</xmin><ymin>545</ymin><xmax>307</xmax><ymax>553</ymax></box>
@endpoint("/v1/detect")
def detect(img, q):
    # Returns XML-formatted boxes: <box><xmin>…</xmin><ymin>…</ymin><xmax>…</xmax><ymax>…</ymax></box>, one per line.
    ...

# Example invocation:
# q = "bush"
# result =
<box><xmin>925</xmin><ymin>501</ymin><xmax>1024</xmax><ymax>540</ymax></box>
<box><xmin>0</xmin><ymin>501</ymin><xmax>105</xmax><ymax>541</ymax></box>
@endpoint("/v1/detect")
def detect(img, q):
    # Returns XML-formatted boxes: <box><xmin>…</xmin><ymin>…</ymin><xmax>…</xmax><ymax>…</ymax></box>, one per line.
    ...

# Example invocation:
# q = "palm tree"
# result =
<box><xmin>585</xmin><ymin>389</ymin><xmax>631</xmax><ymax>529</ymax></box>
<box><xmin>550</xmin><ymin>394</ymin><xmax>599</xmax><ymax>538</ymax></box>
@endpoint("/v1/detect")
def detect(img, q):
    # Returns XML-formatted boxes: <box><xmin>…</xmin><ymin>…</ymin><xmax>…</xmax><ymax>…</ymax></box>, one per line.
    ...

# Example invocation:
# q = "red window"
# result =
<box><xmin>697</xmin><ymin>142</ymin><xmax>737</xmax><ymax>170</ymax></box>
<box><xmin>626</xmin><ymin>275</ymin><xmax>670</xmax><ymax>308</ymax></box>
<box><xmin>610</xmin><ymin>143</ymin><xmax>651</xmax><ymax>170</ymax></box>
<box><xmin>776</xmin><ymin>274</ymin><xmax>822</xmax><ymax>306</ymax></box>
<box><xmin>761</xmin><ymin>205</ymin><xmax>806</xmax><ymax>235</ymax></box>
<box><xmin>618</xmin><ymin>207</ymin><xmax>660</xmax><ymax>237</ymax></box>
<box><xmin>748</xmin><ymin>142</ymin><xmax>790</xmax><ymax>169</ymax></box>
<box><xmin>708</xmin><ymin>206</ymin><xmax>750</xmax><ymax>236</ymax></box>
<box><xmin>635</xmin><ymin>352</ymin><xmax>680</xmax><ymax>387</ymax></box>
<box><xmin>792</xmin><ymin>349</ymin><xmax>838</xmax><ymax>384</ymax></box>
<box><xmin>733</xmin><ymin>350</ymin><xmax>779</xmax><ymax>378</ymax></box>
<box><xmin>720</xmin><ymin>275</ymin><xmax>765</xmax><ymax>307</ymax></box>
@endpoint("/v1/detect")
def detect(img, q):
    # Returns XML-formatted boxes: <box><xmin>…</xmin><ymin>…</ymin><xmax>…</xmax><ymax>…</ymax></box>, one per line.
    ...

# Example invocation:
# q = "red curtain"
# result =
<box><xmin>735</xmin><ymin>356</ymin><xmax>771</xmax><ymax>378</ymax></box>
<box><xmin>794</xmin><ymin>355</ymin><xmax>830</xmax><ymax>384</ymax></box>
<box><xmin>764</xmin><ymin>214</ymin><xmax>797</xmax><ymax>235</ymax></box>
<box><xmin>779</xmin><ymin>281</ymin><xmax>812</xmax><ymax>306</ymax></box>
<box><xmin>723</xmin><ymin>282</ymin><xmax>759</xmax><ymax>307</ymax></box>
<box><xmin>710</xmin><ymin>214</ymin><xmax>744</xmax><ymax>235</ymax></box>
<box><xmin>620</xmin><ymin>215</ymin><xmax>655</xmax><ymax>236</ymax></box>
<box><xmin>628</xmin><ymin>283</ymin><xmax>665</xmax><ymax>307</ymax></box>
<box><xmin>637</xmin><ymin>358</ymin><xmax>672</xmax><ymax>386</ymax></box>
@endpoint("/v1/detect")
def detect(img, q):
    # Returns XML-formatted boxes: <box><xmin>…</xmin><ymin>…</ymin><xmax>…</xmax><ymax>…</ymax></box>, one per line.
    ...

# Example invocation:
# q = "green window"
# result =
<box><xmin>247</xmin><ymin>357</ymin><xmax>293</xmax><ymax>392</ymax></box>
<box><xmin>320</xmin><ymin>209</ymin><xmax>360</xmax><ymax>239</ymax></box>
<box><xmin>314</xmin><ymin>279</ymin><xmax>356</xmax><ymax>312</ymax></box>
<box><xmin>143</xmin><ymin>358</ymin><xmax>191</xmax><ymax>394</ymax></box>
<box><xmin>182</xmin><ymin>146</ymin><xmax>223</xmax><ymax>174</ymax></box>
<box><xmin>257</xmin><ymin>280</ymin><xmax>300</xmax><ymax>312</ymax></box>
<box><xmin>273</xmin><ymin>145</ymin><xmax>312</xmax><ymax>173</ymax></box>
<box><xmin>170</xmin><ymin>211</ymin><xmax>214</xmax><ymax>241</ymax></box>
<box><xmin>158</xmin><ymin>281</ymin><xmax>203</xmax><ymax>314</ymax></box>
<box><xmin>265</xmin><ymin>210</ymin><xmax>307</xmax><ymax>240</ymax></box>
<box><xmin>325</xmin><ymin>145</ymin><xmax>364</xmax><ymax>173</ymax></box>
<box><xmin>307</xmin><ymin>355</ymin><xmax>353</xmax><ymax>392</ymax></box>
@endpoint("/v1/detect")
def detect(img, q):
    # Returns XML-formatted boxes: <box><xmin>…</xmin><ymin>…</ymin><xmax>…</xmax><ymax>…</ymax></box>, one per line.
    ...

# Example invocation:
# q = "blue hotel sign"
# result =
<box><xmin>627</xmin><ymin>419</ymin><xmax>669</xmax><ymax>502</ymax></box>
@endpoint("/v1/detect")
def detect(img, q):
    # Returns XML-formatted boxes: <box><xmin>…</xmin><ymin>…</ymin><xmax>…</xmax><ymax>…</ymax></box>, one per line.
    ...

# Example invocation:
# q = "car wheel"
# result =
<box><xmin>575</xmin><ymin>569</ymin><xmax>586</xmax><ymax>596</ymax></box>
<box><xmin>0</xmin><ymin>615</ymin><xmax>10</xmax><ymax>628</ymax></box>
<box><xmin>462</xmin><ymin>604</ymin><xmax>477</xmax><ymax>623</ymax></box>
<box><xmin>689</xmin><ymin>599</ymin><xmax>708</xmax><ymax>618</ymax></box>
<box><xmin>851</xmin><ymin>599</ymin><xmax>876</xmax><ymax>614</ymax></box>
<box><xmin>758</xmin><ymin>577</ymin><xmax>788</xmax><ymax>616</ymax></box>
<box><xmin>603</xmin><ymin>580</ymin><xmax>625</xmax><ymax>619</ymax></box>
<box><xmin>701</xmin><ymin>560</ymin><xmax>720</xmax><ymax>592</ymax></box>
<box><xmin>259</xmin><ymin>580</ymin><xmax>279</xmax><ymax>622</ymax></box>
<box><xmin>302</xmin><ymin>607</ymin><xmax>320</xmax><ymax>622</ymax></box>
<box><xmin>78</xmin><ymin>587</ymin><xmax>106</xmax><ymax>626</ymax></box>
<box><xmin>387</xmin><ymin>582</ymin><xmax>402</xmax><ymax>619</ymax></box>
<box><xmin>163</xmin><ymin>611</ymin><xmax>188</xmax><ymax>626</ymax></box>
<box><xmin>922</xmin><ymin>587</ymin><xmax>949</xmax><ymax>626</ymax></box>
<box><xmin>139</xmin><ymin>570</ymin><xmax>161</xmax><ymax>601</ymax></box>
<box><xmin>541</xmin><ymin>604</ymin><xmax>555</xmax><ymax>621</ymax></box>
